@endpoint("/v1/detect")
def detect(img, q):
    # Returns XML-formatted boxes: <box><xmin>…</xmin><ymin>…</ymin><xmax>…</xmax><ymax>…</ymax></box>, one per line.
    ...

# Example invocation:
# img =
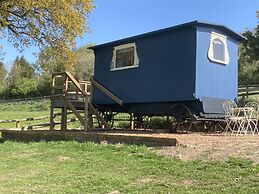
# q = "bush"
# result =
<box><xmin>37</xmin><ymin>74</ymin><xmax>52</xmax><ymax>96</ymax></box>
<box><xmin>238</xmin><ymin>95</ymin><xmax>259</xmax><ymax>107</ymax></box>
<box><xmin>10</xmin><ymin>77</ymin><xmax>38</xmax><ymax>97</ymax></box>
<box><xmin>149</xmin><ymin>117</ymin><xmax>171</xmax><ymax>129</ymax></box>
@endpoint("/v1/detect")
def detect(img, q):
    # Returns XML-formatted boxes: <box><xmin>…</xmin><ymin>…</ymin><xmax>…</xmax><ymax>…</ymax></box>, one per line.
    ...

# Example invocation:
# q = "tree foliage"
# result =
<box><xmin>75</xmin><ymin>44</ymin><xmax>95</xmax><ymax>80</ymax></box>
<box><xmin>7</xmin><ymin>56</ymin><xmax>37</xmax><ymax>97</ymax></box>
<box><xmin>0</xmin><ymin>61</ymin><xmax>7</xmax><ymax>95</ymax></box>
<box><xmin>10</xmin><ymin>77</ymin><xmax>38</xmax><ymax>97</ymax></box>
<box><xmin>0</xmin><ymin>0</ymin><xmax>94</xmax><ymax>71</ymax></box>
<box><xmin>239</xmin><ymin>11</ymin><xmax>259</xmax><ymax>83</ymax></box>
<box><xmin>35</xmin><ymin>47</ymin><xmax>66</xmax><ymax>74</ymax></box>
<box><xmin>36</xmin><ymin>44</ymin><xmax>95</xmax><ymax>78</ymax></box>
<box><xmin>9</xmin><ymin>56</ymin><xmax>35</xmax><ymax>84</ymax></box>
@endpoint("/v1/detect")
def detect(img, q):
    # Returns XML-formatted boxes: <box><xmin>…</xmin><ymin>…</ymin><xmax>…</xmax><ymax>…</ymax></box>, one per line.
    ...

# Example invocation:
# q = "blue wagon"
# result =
<box><xmin>90</xmin><ymin>21</ymin><xmax>244</xmax><ymax>131</ymax></box>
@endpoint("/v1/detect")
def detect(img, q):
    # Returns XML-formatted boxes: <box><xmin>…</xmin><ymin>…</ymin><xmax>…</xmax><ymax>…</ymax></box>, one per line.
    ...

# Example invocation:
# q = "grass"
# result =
<box><xmin>0</xmin><ymin>100</ymin><xmax>84</xmax><ymax>129</ymax></box>
<box><xmin>0</xmin><ymin>100</ymin><xmax>50</xmax><ymax>129</ymax></box>
<box><xmin>0</xmin><ymin>101</ymin><xmax>258</xmax><ymax>193</ymax></box>
<box><xmin>0</xmin><ymin>100</ymin><xmax>171</xmax><ymax>130</ymax></box>
<box><xmin>0</xmin><ymin>141</ymin><xmax>258</xmax><ymax>194</ymax></box>
<box><xmin>0</xmin><ymin>100</ymin><xmax>50</xmax><ymax>112</ymax></box>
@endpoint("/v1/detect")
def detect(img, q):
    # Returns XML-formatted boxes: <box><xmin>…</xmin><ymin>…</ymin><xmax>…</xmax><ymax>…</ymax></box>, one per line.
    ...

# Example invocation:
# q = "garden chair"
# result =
<box><xmin>223</xmin><ymin>100</ymin><xmax>244</xmax><ymax>134</ymax></box>
<box><xmin>240</xmin><ymin>102</ymin><xmax>259</xmax><ymax>135</ymax></box>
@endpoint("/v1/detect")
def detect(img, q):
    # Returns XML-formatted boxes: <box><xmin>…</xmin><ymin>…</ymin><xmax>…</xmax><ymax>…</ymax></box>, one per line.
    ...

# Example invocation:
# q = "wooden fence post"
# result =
<box><xmin>246</xmin><ymin>84</ymin><xmax>249</xmax><ymax>99</ymax></box>
<box><xmin>16</xmin><ymin>121</ymin><xmax>20</xmax><ymax>128</ymax></box>
<box><xmin>130</xmin><ymin>113</ymin><xmax>134</xmax><ymax>130</ymax></box>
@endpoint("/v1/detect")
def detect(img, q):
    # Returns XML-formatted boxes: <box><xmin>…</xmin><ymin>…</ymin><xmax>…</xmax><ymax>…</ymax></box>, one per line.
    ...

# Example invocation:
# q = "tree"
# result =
<box><xmin>11</xmin><ymin>77</ymin><xmax>38</xmax><ymax>97</ymax></box>
<box><xmin>9</xmin><ymin>56</ymin><xmax>35</xmax><ymax>84</ymax></box>
<box><xmin>0</xmin><ymin>61</ymin><xmax>7</xmax><ymax>96</ymax></box>
<box><xmin>0</xmin><ymin>0</ymin><xmax>94</xmax><ymax>72</ymax></box>
<box><xmin>238</xmin><ymin>11</ymin><xmax>259</xmax><ymax>83</ymax></box>
<box><xmin>7</xmin><ymin>56</ymin><xmax>38</xmax><ymax>97</ymax></box>
<box><xmin>241</xmin><ymin>26</ymin><xmax>259</xmax><ymax>62</ymax></box>
<box><xmin>35</xmin><ymin>47</ymin><xmax>66</xmax><ymax>75</ymax></box>
<box><xmin>75</xmin><ymin>44</ymin><xmax>95</xmax><ymax>80</ymax></box>
<box><xmin>36</xmin><ymin>43</ymin><xmax>95</xmax><ymax>77</ymax></box>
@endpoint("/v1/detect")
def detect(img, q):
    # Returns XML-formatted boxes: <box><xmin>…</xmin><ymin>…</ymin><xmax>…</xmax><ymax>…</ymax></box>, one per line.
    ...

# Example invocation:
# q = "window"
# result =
<box><xmin>208</xmin><ymin>32</ymin><xmax>229</xmax><ymax>65</ymax></box>
<box><xmin>111</xmin><ymin>43</ymin><xmax>139</xmax><ymax>71</ymax></box>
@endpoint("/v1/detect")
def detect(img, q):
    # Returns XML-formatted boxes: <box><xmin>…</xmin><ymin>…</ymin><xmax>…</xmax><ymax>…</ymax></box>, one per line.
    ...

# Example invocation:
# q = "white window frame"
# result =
<box><xmin>208</xmin><ymin>32</ymin><xmax>229</xmax><ymax>65</ymax></box>
<box><xmin>111</xmin><ymin>43</ymin><xmax>139</xmax><ymax>71</ymax></box>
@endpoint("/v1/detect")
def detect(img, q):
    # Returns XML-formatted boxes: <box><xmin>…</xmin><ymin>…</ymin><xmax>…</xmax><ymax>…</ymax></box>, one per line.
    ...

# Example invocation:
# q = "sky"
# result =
<box><xmin>1</xmin><ymin>0</ymin><xmax>258</xmax><ymax>70</ymax></box>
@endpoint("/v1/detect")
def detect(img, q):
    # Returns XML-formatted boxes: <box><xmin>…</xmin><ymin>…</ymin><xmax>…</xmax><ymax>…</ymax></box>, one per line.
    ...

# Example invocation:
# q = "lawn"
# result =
<box><xmin>0</xmin><ymin>100</ymin><xmax>84</xmax><ymax>129</ymax></box>
<box><xmin>0</xmin><ymin>100</ymin><xmax>258</xmax><ymax>193</ymax></box>
<box><xmin>0</xmin><ymin>141</ymin><xmax>258</xmax><ymax>194</ymax></box>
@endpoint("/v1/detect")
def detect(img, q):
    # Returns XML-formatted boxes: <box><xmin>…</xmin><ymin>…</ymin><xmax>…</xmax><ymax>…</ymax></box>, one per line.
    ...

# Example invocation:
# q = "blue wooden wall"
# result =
<box><xmin>93</xmin><ymin>27</ymin><xmax>197</xmax><ymax>105</ymax></box>
<box><xmin>195</xmin><ymin>27</ymin><xmax>238</xmax><ymax>101</ymax></box>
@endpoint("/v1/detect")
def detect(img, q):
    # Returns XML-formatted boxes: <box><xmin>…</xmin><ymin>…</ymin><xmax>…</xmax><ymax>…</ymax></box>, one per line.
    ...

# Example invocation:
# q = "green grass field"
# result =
<box><xmin>0</xmin><ymin>100</ymin><xmax>85</xmax><ymax>129</ymax></box>
<box><xmin>0</xmin><ymin>100</ymin><xmax>169</xmax><ymax>130</ymax></box>
<box><xmin>0</xmin><ymin>100</ymin><xmax>49</xmax><ymax>129</ymax></box>
<box><xmin>0</xmin><ymin>100</ymin><xmax>259</xmax><ymax>193</ymax></box>
<box><xmin>0</xmin><ymin>141</ymin><xmax>258</xmax><ymax>194</ymax></box>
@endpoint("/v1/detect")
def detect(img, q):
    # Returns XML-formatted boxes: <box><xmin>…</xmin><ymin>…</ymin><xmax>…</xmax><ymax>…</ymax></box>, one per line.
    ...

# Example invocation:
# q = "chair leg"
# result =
<box><xmin>236</xmin><ymin>120</ymin><xmax>245</xmax><ymax>136</ymax></box>
<box><xmin>225</xmin><ymin>120</ymin><xmax>232</xmax><ymax>133</ymax></box>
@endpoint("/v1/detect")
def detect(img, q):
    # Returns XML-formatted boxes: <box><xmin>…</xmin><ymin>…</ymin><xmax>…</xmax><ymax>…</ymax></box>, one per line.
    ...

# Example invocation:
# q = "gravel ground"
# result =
<box><xmin>104</xmin><ymin>130</ymin><xmax>259</xmax><ymax>163</ymax></box>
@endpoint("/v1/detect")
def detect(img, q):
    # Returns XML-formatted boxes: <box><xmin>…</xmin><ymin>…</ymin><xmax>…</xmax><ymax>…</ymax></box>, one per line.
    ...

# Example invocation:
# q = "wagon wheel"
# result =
<box><xmin>203</xmin><ymin>121</ymin><xmax>226</xmax><ymax>133</ymax></box>
<box><xmin>135</xmin><ymin>115</ymin><xmax>151</xmax><ymax>129</ymax></box>
<box><xmin>171</xmin><ymin>117</ymin><xmax>193</xmax><ymax>133</ymax></box>
<box><xmin>203</xmin><ymin>121</ymin><xmax>214</xmax><ymax>133</ymax></box>
<box><xmin>98</xmin><ymin>110</ymin><xmax>115</xmax><ymax>129</ymax></box>
<box><xmin>170</xmin><ymin>104</ymin><xmax>193</xmax><ymax>133</ymax></box>
<box><xmin>216</xmin><ymin>121</ymin><xmax>226</xmax><ymax>133</ymax></box>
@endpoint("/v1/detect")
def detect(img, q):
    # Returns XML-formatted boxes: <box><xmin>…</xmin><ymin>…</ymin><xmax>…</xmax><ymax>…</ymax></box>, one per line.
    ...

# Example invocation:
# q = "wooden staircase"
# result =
<box><xmin>50</xmin><ymin>72</ymin><xmax>122</xmax><ymax>131</ymax></box>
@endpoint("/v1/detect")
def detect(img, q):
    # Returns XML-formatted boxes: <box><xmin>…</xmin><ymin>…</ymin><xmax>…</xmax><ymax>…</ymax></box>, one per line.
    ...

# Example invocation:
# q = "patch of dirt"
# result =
<box><xmin>57</xmin><ymin>155</ymin><xmax>71</xmax><ymax>162</ymax></box>
<box><xmin>107</xmin><ymin>191</ymin><xmax>121</xmax><ymax>194</ymax></box>
<box><xmin>102</xmin><ymin>130</ymin><xmax>259</xmax><ymax>163</ymax></box>
<box><xmin>154</xmin><ymin>133</ymin><xmax>259</xmax><ymax>163</ymax></box>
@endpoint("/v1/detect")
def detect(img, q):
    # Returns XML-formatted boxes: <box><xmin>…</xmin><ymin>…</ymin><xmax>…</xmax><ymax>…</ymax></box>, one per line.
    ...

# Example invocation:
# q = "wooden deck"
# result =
<box><xmin>52</xmin><ymin>100</ymin><xmax>86</xmax><ymax>110</ymax></box>
<box><xmin>0</xmin><ymin>130</ymin><xmax>178</xmax><ymax>147</ymax></box>
<box><xmin>50</xmin><ymin>72</ymin><xmax>123</xmax><ymax>131</ymax></box>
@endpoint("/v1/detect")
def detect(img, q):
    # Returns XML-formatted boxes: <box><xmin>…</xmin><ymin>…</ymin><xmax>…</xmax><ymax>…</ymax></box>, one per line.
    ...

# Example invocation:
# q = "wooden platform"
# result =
<box><xmin>52</xmin><ymin>100</ymin><xmax>86</xmax><ymax>110</ymax></box>
<box><xmin>0</xmin><ymin>130</ymin><xmax>178</xmax><ymax>147</ymax></box>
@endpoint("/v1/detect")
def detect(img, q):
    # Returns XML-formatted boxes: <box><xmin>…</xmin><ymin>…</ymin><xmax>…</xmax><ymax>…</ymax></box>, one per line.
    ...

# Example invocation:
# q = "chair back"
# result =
<box><xmin>223</xmin><ymin>100</ymin><xmax>237</xmax><ymax>118</ymax></box>
<box><xmin>245</xmin><ymin>102</ymin><xmax>259</xmax><ymax>119</ymax></box>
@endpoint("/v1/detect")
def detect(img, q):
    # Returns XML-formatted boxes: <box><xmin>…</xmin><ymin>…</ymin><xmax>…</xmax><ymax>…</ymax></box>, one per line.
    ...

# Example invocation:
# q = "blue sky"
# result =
<box><xmin>1</xmin><ymin>0</ymin><xmax>258</xmax><ymax>70</ymax></box>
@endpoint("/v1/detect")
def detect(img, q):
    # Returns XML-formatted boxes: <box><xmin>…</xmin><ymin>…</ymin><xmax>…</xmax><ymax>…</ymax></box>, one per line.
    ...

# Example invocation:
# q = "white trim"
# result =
<box><xmin>208</xmin><ymin>32</ymin><xmax>229</xmax><ymax>65</ymax></box>
<box><xmin>111</xmin><ymin>43</ymin><xmax>139</xmax><ymax>71</ymax></box>
<box><xmin>110</xmin><ymin>65</ymin><xmax>138</xmax><ymax>71</ymax></box>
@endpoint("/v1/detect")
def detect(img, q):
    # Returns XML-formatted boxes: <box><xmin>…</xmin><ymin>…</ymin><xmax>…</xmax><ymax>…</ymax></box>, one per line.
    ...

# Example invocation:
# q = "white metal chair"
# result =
<box><xmin>223</xmin><ymin>100</ymin><xmax>243</xmax><ymax>133</ymax></box>
<box><xmin>242</xmin><ymin>102</ymin><xmax>259</xmax><ymax>135</ymax></box>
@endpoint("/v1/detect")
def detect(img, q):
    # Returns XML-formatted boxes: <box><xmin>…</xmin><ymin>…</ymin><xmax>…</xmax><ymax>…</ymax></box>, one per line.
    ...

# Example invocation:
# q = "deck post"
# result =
<box><xmin>50</xmin><ymin>74</ymin><xmax>55</xmax><ymax>130</ymax></box>
<box><xmin>130</xmin><ymin>113</ymin><xmax>134</xmax><ymax>130</ymax></box>
<box><xmin>61</xmin><ymin>107</ymin><xmax>67</xmax><ymax>130</ymax></box>
<box><xmin>84</xmin><ymin>96</ymin><xmax>89</xmax><ymax>131</ymax></box>
<box><xmin>50</xmin><ymin>105</ymin><xmax>55</xmax><ymax>130</ymax></box>
<box><xmin>61</xmin><ymin>75</ymin><xmax>69</xmax><ymax>130</ymax></box>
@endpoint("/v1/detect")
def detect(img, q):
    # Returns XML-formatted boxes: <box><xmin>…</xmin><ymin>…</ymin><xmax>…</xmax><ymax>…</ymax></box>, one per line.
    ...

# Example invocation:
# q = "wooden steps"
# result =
<box><xmin>50</xmin><ymin>72</ymin><xmax>122</xmax><ymax>131</ymax></box>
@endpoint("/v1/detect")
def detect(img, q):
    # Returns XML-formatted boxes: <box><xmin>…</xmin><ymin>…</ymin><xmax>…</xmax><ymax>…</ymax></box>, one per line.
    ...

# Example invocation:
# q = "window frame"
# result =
<box><xmin>111</xmin><ymin>43</ymin><xmax>139</xmax><ymax>71</ymax></box>
<box><xmin>208</xmin><ymin>32</ymin><xmax>229</xmax><ymax>65</ymax></box>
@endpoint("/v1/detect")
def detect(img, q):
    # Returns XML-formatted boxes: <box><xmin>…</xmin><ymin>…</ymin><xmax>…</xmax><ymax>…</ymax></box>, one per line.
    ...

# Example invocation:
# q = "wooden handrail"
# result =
<box><xmin>66</xmin><ymin>71</ymin><xmax>89</xmax><ymax>97</ymax></box>
<box><xmin>51</xmin><ymin>72</ymin><xmax>115</xmax><ymax>131</ymax></box>
<box><xmin>63</xmin><ymin>96</ymin><xmax>91</xmax><ymax>130</ymax></box>
<box><xmin>90</xmin><ymin>77</ymin><xmax>123</xmax><ymax>106</ymax></box>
